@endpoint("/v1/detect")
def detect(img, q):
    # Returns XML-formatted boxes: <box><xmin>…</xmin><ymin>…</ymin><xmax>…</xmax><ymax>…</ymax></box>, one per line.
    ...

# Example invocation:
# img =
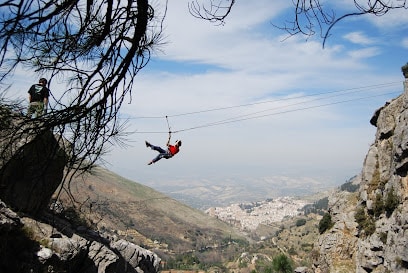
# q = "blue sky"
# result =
<box><xmin>6</xmin><ymin>1</ymin><xmax>408</xmax><ymax>194</ymax></box>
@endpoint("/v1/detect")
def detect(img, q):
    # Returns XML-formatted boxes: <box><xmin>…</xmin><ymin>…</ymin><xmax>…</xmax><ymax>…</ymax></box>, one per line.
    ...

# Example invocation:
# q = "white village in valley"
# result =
<box><xmin>205</xmin><ymin>197</ymin><xmax>309</xmax><ymax>231</ymax></box>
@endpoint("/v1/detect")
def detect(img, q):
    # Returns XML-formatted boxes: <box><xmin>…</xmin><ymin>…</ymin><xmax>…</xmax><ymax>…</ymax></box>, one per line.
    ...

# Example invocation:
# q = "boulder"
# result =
<box><xmin>0</xmin><ymin>116</ymin><xmax>68</xmax><ymax>215</ymax></box>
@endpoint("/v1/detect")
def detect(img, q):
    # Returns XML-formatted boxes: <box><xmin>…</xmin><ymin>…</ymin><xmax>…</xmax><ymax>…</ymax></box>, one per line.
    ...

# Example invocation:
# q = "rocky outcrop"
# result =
<box><xmin>0</xmin><ymin>112</ymin><xmax>161</xmax><ymax>273</ymax></box>
<box><xmin>0</xmin><ymin>198</ymin><xmax>22</xmax><ymax>231</ymax></box>
<box><xmin>0</xmin><ymin>200</ymin><xmax>161</xmax><ymax>273</ymax></box>
<box><xmin>312</xmin><ymin>188</ymin><xmax>359</xmax><ymax>273</ymax></box>
<box><xmin>313</xmin><ymin>77</ymin><xmax>408</xmax><ymax>273</ymax></box>
<box><xmin>0</xmin><ymin>115</ymin><xmax>68</xmax><ymax>215</ymax></box>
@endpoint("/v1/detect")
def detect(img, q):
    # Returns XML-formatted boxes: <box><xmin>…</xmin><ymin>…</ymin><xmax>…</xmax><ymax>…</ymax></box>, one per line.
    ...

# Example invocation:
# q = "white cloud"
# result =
<box><xmin>365</xmin><ymin>7</ymin><xmax>408</xmax><ymax>29</ymax></box>
<box><xmin>5</xmin><ymin>1</ymin><xmax>406</xmax><ymax>193</ymax></box>
<box><xmin>402</xmin><ymin>37</ymin><xmax>408</xmax><ymax>49</ymax></box>
<box><xmin>343</xmin><ymin>32</ymin><xmax>375</xmax><ymax>45</ymax></box>
<box><xmin>347</xmin><ymin>47</ymin><xmax>381</xmax><ymax>59</ymax></box>
<box><xmin>114</xmin><ymin>1</ymin><xmax>405</xmax><ymax>186</ymax></box>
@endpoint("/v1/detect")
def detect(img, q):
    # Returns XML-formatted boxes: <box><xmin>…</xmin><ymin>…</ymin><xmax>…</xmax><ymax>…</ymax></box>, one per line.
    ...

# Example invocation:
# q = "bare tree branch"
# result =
<box><xmin>188</xmin><ymin>0</ymin><xmax>235</xmax><ymax>25</ymax></box>
<box><xmin>188</xmin><ymin>0</ymin><xmax>407</xmax><ymax>46</ymax></box>
<box><xmin>0</xmin><ymin>0</ymin><xmax>166</xmax><ymax>188</ymax></box>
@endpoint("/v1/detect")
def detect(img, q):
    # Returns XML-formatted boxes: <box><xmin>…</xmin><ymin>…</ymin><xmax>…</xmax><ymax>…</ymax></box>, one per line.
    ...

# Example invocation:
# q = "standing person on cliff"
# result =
<box><xmin>27</xmin><ymin>78</ymin><xmax>50</xmax><ymax>118</ymax></box>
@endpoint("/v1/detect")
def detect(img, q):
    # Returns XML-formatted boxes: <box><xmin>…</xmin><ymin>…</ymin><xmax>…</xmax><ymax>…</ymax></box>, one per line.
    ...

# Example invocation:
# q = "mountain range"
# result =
<box><xmin>143</xmin><ymin>175</ymin><xmax>339</xmax><ymax>209</ymax></box>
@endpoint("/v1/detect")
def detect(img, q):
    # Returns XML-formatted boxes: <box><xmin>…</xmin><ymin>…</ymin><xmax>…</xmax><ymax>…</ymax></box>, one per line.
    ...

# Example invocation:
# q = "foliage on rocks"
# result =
<box><xmin>384</xmin><ymin>187</ymin><xmax>399</xmax><ymax>217</ymax></box>
<box><xmin>271</xmin><ymin>254</ymin><xmax>294</xmax><ymax>273</ymax></box>
<box><xmin>318</xmin><ymin>213</ymin><xmax>333</xmax><ymax>234</ymax></box>
<box><xmin>355</xmin><ymin>206</ymin><xmax>375</xmax><ymax>237</ymax></box>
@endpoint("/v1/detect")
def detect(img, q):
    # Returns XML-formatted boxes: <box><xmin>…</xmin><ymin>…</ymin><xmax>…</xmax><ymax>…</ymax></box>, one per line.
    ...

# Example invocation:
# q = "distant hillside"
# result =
<box><xmin>147</xmin><ymin>175</ymin><xmax>338</xmax><ymax>209</ymax></box>
<box><xmin>55</xmin><ymin>166</ymin><xmax>247</xmax><ymax>257</ymax></box>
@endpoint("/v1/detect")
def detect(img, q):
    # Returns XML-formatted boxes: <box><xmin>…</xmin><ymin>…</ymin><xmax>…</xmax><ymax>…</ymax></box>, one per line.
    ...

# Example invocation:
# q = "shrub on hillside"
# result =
<box><xmin>364</xmin><ymin>215</ymin><xmax>376</xmax><ymax>235</ymax></box>
<box><xmin>272</xmin><ymin>254</ymin><xmax>293</xmax><ymax>273</ymax></box>
<box><xmin>296</xmin><ymin>218</ymin><xmax>307</xmax><ymax>227</ymax></box>
<box><xmin>318</xmin><ymin>213</ymin><xmax>333</xmax><ymax>234</ymax></box>
<box><xmin>355</xmin><ymin>206</ymin><xmax>366</xmax><ymax>225</ymax></box>
<box><xmin>355</xmin><ymin>206</ymin><xmax>376</xmax><ymax>236</ymax></box>
<box><xmin>315</xmin><ymin>197</ymin><xmax>329</xmax><ymax>210</ymax></box>
<box><xmin>302</xmin><ymin>197</ymin><xmax>329</xmax><ymax>216</ymax></box>
<box><xmin>385</xmin><ymin>187</ymin><xmax>399</xmax><ymax>217</ymax></box>
<box><xmin>340</xmin><ymin>180</ymin><xmax>359</xmax><ymax>192</ymax></box>
<box><xmin>373</xmin><ymin>193</ymin><xmax>384</xmax><ymax>217</ymax></box>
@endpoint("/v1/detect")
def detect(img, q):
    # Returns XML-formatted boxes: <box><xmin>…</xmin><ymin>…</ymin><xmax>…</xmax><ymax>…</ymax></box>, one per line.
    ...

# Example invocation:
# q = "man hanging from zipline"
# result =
<box><xmin>145</xmin><ymin>132</ymin><xmax>182</xmax><ymax>165</ymax></box>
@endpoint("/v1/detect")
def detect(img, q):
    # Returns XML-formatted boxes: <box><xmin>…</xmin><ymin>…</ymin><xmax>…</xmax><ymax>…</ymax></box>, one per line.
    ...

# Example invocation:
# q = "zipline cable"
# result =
<box><xmin>132</xmin><ymin>90</ymin><xmax>400</xmax><ymax>134</ymax></box>
<box><xmin>199</xmin><ymin>85</ymin><xmax>395</xmax><ymax>125</ymax></box>
<box><xmin>172</xmin><ymin>90</ymin><xmax>400</xmax><ymax>133</ymax></box>
<box><xmin>126</xmin><ymin>81</ymin><xmax>401</xmax><ymax>119</ymax></box>
<box><xmin>166</xmin><ymin>81</ymin><xmax>400</xmax><ymax>118</ymax></box>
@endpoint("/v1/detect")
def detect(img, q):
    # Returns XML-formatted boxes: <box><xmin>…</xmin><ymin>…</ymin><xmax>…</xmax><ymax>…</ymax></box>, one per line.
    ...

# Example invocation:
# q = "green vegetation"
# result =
<box><xmin>373</xmin><ymin>193</ymin><xmax>384</xmax><ymax>217</ymax></box>
<box><xmin>370</xmin><ymin>187</ymin><xmax>400</xmax><ymax>219</ymax></box>
<box><xmin>402</xmin><ymin>62</ymin><xmax>408</xmax><ymax>77</ymax></box>
<box><xmin>355</xmin><ymin>207</ymin><xmax>366</xmax><ymax>228</ymax></box>
<box><xmin>384</xmin><ymin>187</ymin><xmax>399</xmax><ymax>217</ymax></box>
<box><xmin>221</xmin><ymin>236</ymin><xmax>249</xmax><ymax>247</ymax></box>
<box><xmin>271</xmin><ymin>254</ymin><xmax>294</xmax><ymax>273</ymax></box>
<box><xmin>239</xmin><ymin>260</ymin><xmax>248</xmax><ymax>268</ymax></box>
<box><xmin>288</xmin><ymin>246</ymin><xmax>297</xmax><ymax>255</ymax></box>
<box><xmin>318</xmin><ymin>213</ymin><xmax>334</xmax><ymax>234</ymax></box>
<box><xmin>340</xmin><ymin>179</ymin><xmax>359</xmax><ymax>193</ymax></box>
<box><xmin>315</xmin><ymin>197</ymin><xmax>329</xmax><ymax>210</ymax></box>
<box><xmin>165</xmin><ymin>253</ymin><xmax>201</xmax><ymax>270</ymax></box>
<box><xmin>369</xmin><ymin>162</ymin><xmax>381</xmax><ymax>193</ymax></box>
<box><xmin>296</xmin><ymin>218</ymin><xmax>307</xmax><ymax>227</ymax></box>
<box><xmin>364</xmin><ymin>216</ymin><xmax>376</xmax><ymax>236</ymax></box>
<box><xmin>301</xmin><ymin>243</ymin><xmax>314</xmax><ymax>252</ymax></box>
<box><xmin>303</xmin><ymin>197</ymin><xmax>329</xmax><ymax>216</ymax></box>
<box><xmin>263</xmin><ymin>214</ymin><xmax>319</xmax><ymax>269</ymax></box>
<box><xmin>355</xmin><ymin>206</ymin><xmax>376</xmax><ymax>236</ymax></box>
<box><xmin>379</xmin><ymin>232</ymin><xmax>388</xmax><ymax>244</ymax></box>
<box><xmin>257</xmin><ymin>254</ymin><xmax>294</xmax><ymax>273</ymax></box>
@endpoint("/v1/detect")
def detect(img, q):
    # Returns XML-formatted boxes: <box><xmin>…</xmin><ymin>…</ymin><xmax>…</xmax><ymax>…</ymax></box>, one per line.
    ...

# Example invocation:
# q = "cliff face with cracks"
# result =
<box><xmin>0</xmin><ymin>113</ymin><xmax>160</xmax><ymax>273</ymax></box>
<box><xmin>0</xmin><ymin>199</ymin><xmax>161</xmax><ymax>273</ymax></box>
<box><xmin>313</xmin><ymin>77</ymin><xmax>408</xmax><ymax>273</ymax></box>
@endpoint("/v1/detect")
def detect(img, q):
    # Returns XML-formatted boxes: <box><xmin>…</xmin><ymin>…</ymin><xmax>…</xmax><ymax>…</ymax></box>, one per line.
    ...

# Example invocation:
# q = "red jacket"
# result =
<box><xmin>168</xmin><ymin>145</ymin><xmax>179</xmax><ymax>156</ymax></box>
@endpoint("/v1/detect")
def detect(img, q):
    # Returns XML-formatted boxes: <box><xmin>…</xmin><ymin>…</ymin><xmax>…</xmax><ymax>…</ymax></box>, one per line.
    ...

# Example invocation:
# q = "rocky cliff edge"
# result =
<box><xmin>313</xmin><ymin>78</ymin><xmax>408</xmax><ymax>273</ymax></box>
<box><xmin>0</xmin><ymin>113</ymin><xmax>161</xmax><ymax>273</ymax></box>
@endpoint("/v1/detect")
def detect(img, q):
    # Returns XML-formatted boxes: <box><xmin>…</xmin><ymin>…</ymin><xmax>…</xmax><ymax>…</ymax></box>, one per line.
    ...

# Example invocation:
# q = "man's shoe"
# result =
<box><xmin>148</xmin><ymin>161</ymin><xmax>153</xmax><ymax>165</ymax></box>
<box><xmin>145</xmin><ymin>141</ymin><xmax>151</xmax><ymax>147</ymax></box>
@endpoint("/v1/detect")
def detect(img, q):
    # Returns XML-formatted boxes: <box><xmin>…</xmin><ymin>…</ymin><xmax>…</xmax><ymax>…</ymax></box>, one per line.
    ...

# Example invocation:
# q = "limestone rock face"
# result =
<box><xmin>112</xmin><ymin>240</ymin><xmax>160</xmax><ymax>273</ymax></box>
<box><xmin>312</xmin><ymin>189</ymin><xmax>359</xmax><ymax>273</ymax></box>
<box><xmin>0</xmin><ymin>116</ymin><xmax>68</xmax><ymax>215</ymax></box>
<box><xmin>0</xmin><ymin>199</ymin><xmax>22</xmax><ymax>231</ymax></box>
<box><xmin>0</xmin><ymin>112</ymin><xmax>161</xmax><ymax>273</ymax></box>
<box><xmin>313</xmin><ymin>79</ymin><xmax>408</xmax><ymax>273</ymax></box>
<box><xmin>0</xmin><ymin>203</ymin><xmax>161</xmax><ymax>273</ymax></box>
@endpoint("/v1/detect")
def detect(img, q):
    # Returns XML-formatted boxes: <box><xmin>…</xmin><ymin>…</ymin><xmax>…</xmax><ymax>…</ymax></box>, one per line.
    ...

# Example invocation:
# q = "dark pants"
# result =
<box><xmin>150</xmin><ymin>145</ymin><xmax>172</xmax><ymax>163</ymax></box>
